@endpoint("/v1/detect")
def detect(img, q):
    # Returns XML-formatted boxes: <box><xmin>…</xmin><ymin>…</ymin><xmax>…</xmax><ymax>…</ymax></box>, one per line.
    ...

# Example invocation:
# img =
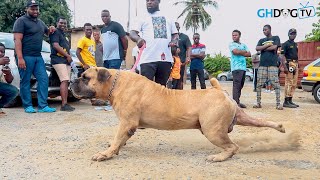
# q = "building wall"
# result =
<box><xmin>70</xmin><ymin>30</ymin><xmax>135</xmax><ymax>69</ymax></box>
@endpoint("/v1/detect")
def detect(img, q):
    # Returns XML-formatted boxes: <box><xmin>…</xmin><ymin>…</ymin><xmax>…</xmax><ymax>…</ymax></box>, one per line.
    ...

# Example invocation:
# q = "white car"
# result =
<box><xmin>0</xmin><ymin>32</ymin><xmax>81</xmax><ymax>106</ymax></box>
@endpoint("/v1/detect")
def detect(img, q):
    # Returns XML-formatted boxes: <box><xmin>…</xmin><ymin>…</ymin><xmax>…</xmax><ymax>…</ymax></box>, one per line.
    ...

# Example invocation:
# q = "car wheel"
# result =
<box><xmin>220</xmin><ymin>76</ymin><xmax>227</xmax><ymax>81</ymax></box>
<box><xmin>245</xmin><ymin>76</ymin><xmax>251</xmax><ymax>82</ymax></box>
<box><xmin>313</xmin><ymin>84</ymin><xmax>320</xmax><ymax>103</ymax></box>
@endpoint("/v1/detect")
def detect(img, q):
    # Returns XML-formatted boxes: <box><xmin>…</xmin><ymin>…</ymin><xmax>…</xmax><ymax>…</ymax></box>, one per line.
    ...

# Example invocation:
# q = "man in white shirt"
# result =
<box><xmin>129</xmin><ymin>0</ymin><xmax>179</xmax><ymax>86</ymax></box>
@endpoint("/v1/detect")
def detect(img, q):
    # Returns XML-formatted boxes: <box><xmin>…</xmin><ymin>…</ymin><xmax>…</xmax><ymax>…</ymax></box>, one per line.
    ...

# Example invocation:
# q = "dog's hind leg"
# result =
<box><xmin>235</xmin><ymin>107</ymin><xmax>285</xmax><ymax>133</ymax></box>
<box><xmin>92</xmin><ymin>121</ymin><xmax>138</xmax><ymax>161</ymax></box>
<box><xmin>201</xmin><ymin>126</ymin><xmax>239</xmax><ymax>162</ymax></box>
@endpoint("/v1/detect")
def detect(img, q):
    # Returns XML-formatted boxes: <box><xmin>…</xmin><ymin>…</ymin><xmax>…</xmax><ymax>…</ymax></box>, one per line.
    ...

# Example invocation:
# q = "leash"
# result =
<box><xmin>130</xmin><ymin>44</ymin><xmax>146</xmax><ymax>72</ymax></box>
<box><xmin>107</xmin><ymin>70</ymin><xmax>120</xmax><ymax>101</ymax></box>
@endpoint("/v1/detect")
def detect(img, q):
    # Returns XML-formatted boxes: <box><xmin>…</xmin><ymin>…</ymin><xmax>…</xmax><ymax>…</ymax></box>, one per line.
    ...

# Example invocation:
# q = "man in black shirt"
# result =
<box><xmin>254</xmin><ymin>24</ymin><xmax>283</xmax><ymax>110</ymax></box>
<box><xmin>50</xmin><ymin>17</ymin><xmax>75</xmax><ymax>112</ymax></box>
<box><xmin>281</xmin><ymin>28</ymin><xmax>299</xmax><ymax>108</ymax></box>
<box><xmin>13</xmin><ymin>0</ymin><xmax>56</xmax><ymax>113</ymax></box>
<box><xmin>175</xmin><ymin>22</ymin><xmax>191</xmax><ymax>89</ymax></box>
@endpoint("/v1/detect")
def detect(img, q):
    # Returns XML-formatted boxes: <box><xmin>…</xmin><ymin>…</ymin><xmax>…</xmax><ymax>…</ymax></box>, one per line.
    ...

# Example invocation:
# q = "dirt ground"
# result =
<box><xmin>0</xmin><ymin>81</ymin><xmax>320</xmax><ymax>179</ymax></box>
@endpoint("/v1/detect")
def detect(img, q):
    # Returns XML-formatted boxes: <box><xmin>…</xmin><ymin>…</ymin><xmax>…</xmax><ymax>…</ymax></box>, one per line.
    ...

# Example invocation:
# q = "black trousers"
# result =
<box><xmin>232</xmin><ymin>70</ymin><xmax>246</xmax><ymax>104</ymax></box>
<box><xmin>177</xmin><ymin>64</ymin><xmax>186</xmax><ymax>89</ymax></box>
<box><xmin>190</xmin><ymin>68</ymin><xmax>206</xmax><ymax>89</ymax></box>
<box><xmin>253</xmin><ymin>68</ymin><xmax>258</xmax><ymax>90</ymax></box>
<box><xmin>140</xmin><ymin>61</ymin><xmax>172</xmax><ymax>86</ymax></box>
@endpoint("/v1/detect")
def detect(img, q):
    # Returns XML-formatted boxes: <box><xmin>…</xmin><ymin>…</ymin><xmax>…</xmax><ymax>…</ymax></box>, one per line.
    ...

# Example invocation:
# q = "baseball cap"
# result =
<box><xmin>26</xmin><ymin>0</ymin><xmax>39</xmax><ymax>7</ymax></box>
<box><xmin>288</xmin><ymin>28</ymin><xmax>297</xmax><ymax>34</ymax></box>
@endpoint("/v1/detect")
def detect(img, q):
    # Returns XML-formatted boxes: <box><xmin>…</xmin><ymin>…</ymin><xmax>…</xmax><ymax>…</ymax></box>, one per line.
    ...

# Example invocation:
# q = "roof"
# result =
<box><xmin>69</xmin><ymin>24</ymin><xmax>104</xmax><ymax>32</ymax></box>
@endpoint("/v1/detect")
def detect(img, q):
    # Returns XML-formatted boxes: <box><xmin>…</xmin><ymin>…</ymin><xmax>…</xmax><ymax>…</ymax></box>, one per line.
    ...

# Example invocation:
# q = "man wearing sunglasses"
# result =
<box><xmin>281</xmin><ymin>28</ymin><xmax>299</xmax><ymax>108</ymax></box>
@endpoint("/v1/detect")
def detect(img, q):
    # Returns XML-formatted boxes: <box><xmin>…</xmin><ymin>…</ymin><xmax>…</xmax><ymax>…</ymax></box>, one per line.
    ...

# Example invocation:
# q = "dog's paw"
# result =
<box><xmin>92</xmin><ymin>152</ymin><xmax>109</xmax><ymax>161</ymax></box>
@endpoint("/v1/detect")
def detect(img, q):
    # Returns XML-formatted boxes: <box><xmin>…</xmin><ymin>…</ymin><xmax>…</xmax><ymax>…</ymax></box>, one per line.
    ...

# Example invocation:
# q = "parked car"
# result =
<box><xmin>217</xmin><ymin>68</ymin><xmax>253</xmax><ymax>82</ymax></box>
<box><xmin>0</xmin><ymin>32</ymin><xmax>81</xmax><ymax>106</ymax></box>
<box><xmin>186</xmin><ymin>66</ymin><xmax>210</xmax><ymax>80</ymax></box>
<box><xmin>301</xmin><ymin>58</ymin><xmax>320</xmax><ymax>103</ymax></box>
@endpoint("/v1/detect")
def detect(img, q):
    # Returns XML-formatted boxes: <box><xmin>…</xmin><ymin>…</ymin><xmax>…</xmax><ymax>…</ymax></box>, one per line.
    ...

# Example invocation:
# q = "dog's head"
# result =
<box><xmin>70</xmin><ymin>67</ymin><xmax>112</xmax><ymax>100</ymax></box>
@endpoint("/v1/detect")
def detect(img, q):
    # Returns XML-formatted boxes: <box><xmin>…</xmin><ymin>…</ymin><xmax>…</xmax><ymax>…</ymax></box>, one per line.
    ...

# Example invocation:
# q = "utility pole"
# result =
<box><xmin>73</xmin><ymin>0</ymin><xmax>76</xmax><ymax>27</ymax></box>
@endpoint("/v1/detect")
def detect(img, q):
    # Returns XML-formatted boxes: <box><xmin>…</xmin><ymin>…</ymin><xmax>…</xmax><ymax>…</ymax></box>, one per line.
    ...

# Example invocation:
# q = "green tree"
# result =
<box><xmin>0</xmin><ymin>0</ymin><xmax>72</xmax><ymax>33</ymax></box>
<box><xmin>305</xmin><ymin>3</ymin><xmax>320</xmax><ymax>42</ymax></box>
<box><xmin>204</xmin><ymin>53</ymin><xmax>230</xmax><ymax>74</ymax></box>
<box><xmin>174</xmin><ymin>0</ymin><xmax>218</xmax><ymax>33</ymax></box>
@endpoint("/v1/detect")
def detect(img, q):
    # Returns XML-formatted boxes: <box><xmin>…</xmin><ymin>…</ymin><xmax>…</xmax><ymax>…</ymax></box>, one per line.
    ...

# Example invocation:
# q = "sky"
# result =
<box><xmin>66</xmin><ymin>0</ymin><xmax>319</xmax><ymax>56</ymax></box>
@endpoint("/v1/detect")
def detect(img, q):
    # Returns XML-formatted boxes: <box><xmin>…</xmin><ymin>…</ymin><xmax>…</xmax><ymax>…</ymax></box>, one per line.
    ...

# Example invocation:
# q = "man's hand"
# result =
<box><xmin>185</xmin><ymin>57</ymin><xmax>191</xmax><ymax>65</ymax></box>
<box><xmin>18</xmin><ymin>58</ymin><xmax>26</xmax><ymax>70</ymax></box>
<box><xmin>137</xmin><ymin>38</ymin><xmax>145</xmax><ymax>48</ymax></box>
<box><xmin>83</xmin><ymin>64</ymin><xmax>90</xmax><ymax>70</ymax></box>
<box><xmin>66</xmin><ymin>55</ymin><xmax>73</xmax><ymax>64</ymax></box>
<box><xmin>0</xmin><ymin>56</ymin><xmax>10</xmax><ymax>65</ymax></box>
<box><xmin>49</xmin><ymin>26</ymin><xmax>56</xmax><ymax>34</ymax></box>
<box><xmin>2</xmin><ymin>67</ymin><xmax>12</xmax><ymax>75</ymax></box>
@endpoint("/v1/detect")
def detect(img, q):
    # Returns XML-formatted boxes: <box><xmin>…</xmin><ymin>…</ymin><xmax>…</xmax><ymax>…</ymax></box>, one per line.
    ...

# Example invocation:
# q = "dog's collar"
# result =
<box><xmin>107</xmin><ymin>70</ymin><xmax>120</xmax><ymax>101</ymax></box>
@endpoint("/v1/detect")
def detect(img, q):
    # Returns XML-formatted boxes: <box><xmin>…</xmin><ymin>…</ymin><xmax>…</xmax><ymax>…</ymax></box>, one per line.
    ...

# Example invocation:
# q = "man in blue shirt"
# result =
<box><xmin>229</xmin><ymin>30</ymin><xmax>251</xmax><ymax>108</ymax></box>
<box><xmin>190</xmin><ymin>33</ymin><xmax>206</xmax><ymax>89</ymax></box>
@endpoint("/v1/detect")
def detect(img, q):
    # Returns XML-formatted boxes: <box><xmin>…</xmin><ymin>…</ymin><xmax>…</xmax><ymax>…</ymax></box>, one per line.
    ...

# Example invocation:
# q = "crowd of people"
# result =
<box><xmin>0</xmin><ymin>0</ymin><xmax>300</xmax><ymax>115</ymax></box>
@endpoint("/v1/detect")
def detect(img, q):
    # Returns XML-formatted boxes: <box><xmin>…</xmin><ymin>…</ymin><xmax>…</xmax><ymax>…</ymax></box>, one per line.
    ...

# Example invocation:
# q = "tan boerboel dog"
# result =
<box><xmin>70</xmin><ymin>67</ymin><xmax>285</xmax><ymax>162</ymax></box>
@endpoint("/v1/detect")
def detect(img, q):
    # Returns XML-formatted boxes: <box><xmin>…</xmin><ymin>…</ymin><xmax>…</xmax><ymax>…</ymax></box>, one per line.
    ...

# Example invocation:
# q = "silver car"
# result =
<box><xmin>217</xmin><ymin>68</ymin><xmax>253</xmax><ymax>82</ymax></box>
<box><xmin>0</xmin><ymin>32</ymin><xmax>81</xmax><ymax>106</ymax></box>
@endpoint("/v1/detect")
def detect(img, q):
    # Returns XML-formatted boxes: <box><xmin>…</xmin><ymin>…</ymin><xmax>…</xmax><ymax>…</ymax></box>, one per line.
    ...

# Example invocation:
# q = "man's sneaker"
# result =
<box><xmin>25</xmin><ymin>106</ymin><xmax>36</xmax><ymax>113</ymax></box>
<box><xmin>276</xmin><ymin>105</ymin><xmax>284</xmax><ymax>110</ymax></box>
<box><xmin>60</xmin><ymin>104</ymin><xmax>75</xmax><ymax>112</ymax></box>
<box><xmin>264</xmin><ymin>89</ymin><xmax>270</xmax><ymax>93</ymax></box>
<box><xmin>238</xmin><ymin>103</ymin><xmax>247</xmax><ymax>108</ymax></box>
<box><xmin>38</xmin><ymin>106</ymin><xmax>56</xmax><ymax>113</ymax></box>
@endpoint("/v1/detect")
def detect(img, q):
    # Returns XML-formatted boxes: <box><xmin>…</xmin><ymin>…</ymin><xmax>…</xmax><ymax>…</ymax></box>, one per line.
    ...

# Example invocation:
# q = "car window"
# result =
<box><xmin>0</xmin><ymin>33</ymin><xmax>15</xmax><ymax>49</ymax></box>
<box><xmin>314</xmin><ymin>60</ymin><xmax>320</xmax><ymax>67</ymax></box>
<box><xmin>0</xmin><ymin>32</ymin><xmax>51</xmax><ymax>52</ymax></box>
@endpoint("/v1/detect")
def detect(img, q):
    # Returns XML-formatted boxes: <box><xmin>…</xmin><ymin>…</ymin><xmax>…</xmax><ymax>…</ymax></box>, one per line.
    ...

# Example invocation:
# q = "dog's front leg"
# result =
<box><xmin>92</xmin><ymin>122</ymin><xmax>137</xmax><ymax>162</ymax></box>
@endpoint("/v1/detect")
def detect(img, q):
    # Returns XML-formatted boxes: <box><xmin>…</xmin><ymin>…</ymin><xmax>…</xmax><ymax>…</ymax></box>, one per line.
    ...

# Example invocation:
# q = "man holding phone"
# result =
<box><xmin>0</xmin><ymin>43</ymin><xmax>19</xmax><ymax>115</ymax></box>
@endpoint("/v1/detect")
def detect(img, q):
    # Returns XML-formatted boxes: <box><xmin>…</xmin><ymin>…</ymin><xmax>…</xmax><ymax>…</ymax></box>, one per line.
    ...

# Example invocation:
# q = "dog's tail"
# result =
<box><xmin>233</xmin><ymin>106</ymin><xmax>285</xmax><ymax>133</ymax></box>
<box><xmin>210</xmin><ymin>78</ymin><xmax>222</xmax><ymax>90</ymax></box>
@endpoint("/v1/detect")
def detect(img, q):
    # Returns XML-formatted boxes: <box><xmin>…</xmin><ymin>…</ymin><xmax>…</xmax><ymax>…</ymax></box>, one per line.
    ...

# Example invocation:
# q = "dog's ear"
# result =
<box><xmin>97</xmin><ymin>69</ymin><xmax>111</xmax><ymax>83</ymax></box>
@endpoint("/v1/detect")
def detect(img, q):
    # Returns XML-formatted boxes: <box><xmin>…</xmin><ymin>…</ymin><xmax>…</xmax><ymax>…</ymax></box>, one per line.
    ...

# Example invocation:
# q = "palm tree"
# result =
<box><xmin>174</xmin><ymin>0</ymin><xmax>218</xmax><ymax>33</ymax></box>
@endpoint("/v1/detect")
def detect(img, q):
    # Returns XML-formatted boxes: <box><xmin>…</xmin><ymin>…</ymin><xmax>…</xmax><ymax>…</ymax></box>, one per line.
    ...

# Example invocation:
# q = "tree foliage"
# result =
<box><xmin>174</xmin><ymin>0</ymin><xmax>218</xmax><ymax>33</ymax></box>
<box><xmin>204</xmin><ymin>53</ymin><xmax>230</xmax><ymax>74</ymax></box>
<box><xmin>305</xmin><ymin>3</ymin><xmax>320</xmax><ymax>42</ymax></box>
<box><xmin>0</xmin><ymin>0</ymin><xmax>72</xmax><ymax>32</ymax></box>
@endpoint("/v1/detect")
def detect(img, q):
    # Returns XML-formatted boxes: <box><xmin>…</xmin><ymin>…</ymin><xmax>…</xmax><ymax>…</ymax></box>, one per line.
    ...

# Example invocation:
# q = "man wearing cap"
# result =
<box><xmin>281</xmin><ymin>28</ymin><xmax>299</xmax><ymax>108</ymax></box>
<box><xmin>13</xmin><ymin>0</ymin><xmax>56</xmax><ymax>113</ymax></box>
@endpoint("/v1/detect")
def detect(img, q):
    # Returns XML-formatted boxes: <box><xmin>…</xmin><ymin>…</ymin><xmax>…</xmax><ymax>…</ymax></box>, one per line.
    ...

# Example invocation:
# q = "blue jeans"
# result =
<box><xmin>103</xmin><ymin>59</ymin><xmax>122</xmax><ymax>69</ymax></box>
<box><xmin>18</xmin><ymin>56</ymin><xmax>49</xmax><ymax>109</ymax></box>
<box><xmin>0</xmin><ymin>82</ymin><xmax>19</xmax><ymax>108</ymax></box>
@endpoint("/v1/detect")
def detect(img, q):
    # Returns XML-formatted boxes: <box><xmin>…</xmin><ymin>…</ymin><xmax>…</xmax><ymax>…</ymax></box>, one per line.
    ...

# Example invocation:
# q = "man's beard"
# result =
<box><xmin>147</xmin><ymin>7</ymin><xmax>159</xmax><ymax>13</ymax></box>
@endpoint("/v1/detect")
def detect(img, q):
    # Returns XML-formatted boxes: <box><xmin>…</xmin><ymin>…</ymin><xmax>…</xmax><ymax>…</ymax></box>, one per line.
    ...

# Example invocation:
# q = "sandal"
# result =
<box><xmin>253</xmin><ymin>104</ymin><xmax>262</xmax><ymax>108</ymax></box>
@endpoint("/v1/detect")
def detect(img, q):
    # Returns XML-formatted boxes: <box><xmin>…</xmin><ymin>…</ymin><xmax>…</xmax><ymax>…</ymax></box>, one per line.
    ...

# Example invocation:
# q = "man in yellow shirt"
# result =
<box><xmin>76</xmin><ymin>23</ymin><xmax>96</xmax><ymax>69</ymax></box>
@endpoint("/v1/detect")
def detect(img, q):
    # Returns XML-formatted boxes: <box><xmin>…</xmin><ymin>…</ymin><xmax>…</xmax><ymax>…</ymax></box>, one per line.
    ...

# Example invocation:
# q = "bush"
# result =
<box><xmin>246</xmin><ymin>57</ymin><xmax>253</xmax><ymax>69</ymax></box>
<box><xmin>204</xmin><ymin>53</ymin><xmax>230</xmax><ymax>74</ymax></box>
<box><xmin>212</xmin><ymin>70</ymin><xmax>223</xmax><ymax>78</ymax></box>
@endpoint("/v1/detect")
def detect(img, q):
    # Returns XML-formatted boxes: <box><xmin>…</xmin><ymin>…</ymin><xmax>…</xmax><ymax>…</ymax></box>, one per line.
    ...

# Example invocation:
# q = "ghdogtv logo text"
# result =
<box><xmin>257</xmin><ymin>2</ymin><xmax>317</xmax><ymax>19</ymax></box>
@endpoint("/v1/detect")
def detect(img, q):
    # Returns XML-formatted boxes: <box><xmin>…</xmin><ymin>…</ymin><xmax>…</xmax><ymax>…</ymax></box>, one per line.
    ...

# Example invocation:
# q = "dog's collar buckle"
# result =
<box><xmin>107</xmin><ymin>70</ymin><xmax>120</xmax><ymax>101</ymax></box>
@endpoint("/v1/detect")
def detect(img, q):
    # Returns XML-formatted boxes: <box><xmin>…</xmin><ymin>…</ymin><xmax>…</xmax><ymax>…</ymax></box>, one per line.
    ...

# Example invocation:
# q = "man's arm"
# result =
<box><xmin>53</xmin><ymin>42</ymin><xmax>72</xmax><ymax>63</ymax></box>
<box><xmin>232</xmin><ymin>49</ymin><xmax>251</xmax><ymax>56</ymax></box>
<box><xmin>256</xmin><ymin>43</ymin><xmax>272</xmax><ymax>51</ymax></box>
<box><xmin>2</xmin><ymin>68</ymin><xmax>14</xmax><ymax>83</ymax></box>
<box><xmin>76</xmin><ymin>48</ymin><xmax>89</xmax><ymax>70</ymax></box>
<box><xmin>129</xmin><ymin>30</ymin><xmax>145</xmax><ymax>48</ymax></box>
<box><xmin>264</xmin><ymin>45</ymin><xmax>278</xmax><ymax>51</ymax></box>
<box><xmin>13</xmin><ymin>33</ymin><xmax>26</xmax><ymax>70</ymax></box>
